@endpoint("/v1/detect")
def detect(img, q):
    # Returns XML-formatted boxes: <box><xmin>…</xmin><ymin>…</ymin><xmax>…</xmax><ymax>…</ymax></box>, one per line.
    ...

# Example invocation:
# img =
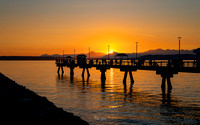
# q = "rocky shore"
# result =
<box><xmin>0</xmin><ymin>73</ymin><xmax>89</xmax><ymax>125</ymax></box>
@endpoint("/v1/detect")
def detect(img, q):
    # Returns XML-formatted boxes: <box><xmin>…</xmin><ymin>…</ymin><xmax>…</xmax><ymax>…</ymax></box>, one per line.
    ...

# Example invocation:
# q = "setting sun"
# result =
<box><xmin>109</xmin><ymin>50</ymin><xmax>114</xmax><ymax>54</ymax></box>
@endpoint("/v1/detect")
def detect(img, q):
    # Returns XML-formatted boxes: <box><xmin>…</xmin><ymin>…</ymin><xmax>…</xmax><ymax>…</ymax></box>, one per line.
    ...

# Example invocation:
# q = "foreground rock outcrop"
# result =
<box><xmin>0</xmin><ymin>73</ymin><xmax>88</xmax><ymax>125</ymax></box>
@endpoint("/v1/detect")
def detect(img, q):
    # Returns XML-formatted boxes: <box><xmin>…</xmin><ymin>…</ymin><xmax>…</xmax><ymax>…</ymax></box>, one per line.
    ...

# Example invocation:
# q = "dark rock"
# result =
<box><xmin>0</xmin><ymin>73</ymin><xmax>89</xmax><ymax>125</ymax></box>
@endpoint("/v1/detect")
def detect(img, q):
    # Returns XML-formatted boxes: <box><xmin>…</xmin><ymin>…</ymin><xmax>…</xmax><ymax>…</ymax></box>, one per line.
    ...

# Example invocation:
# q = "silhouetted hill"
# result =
<box><xmin>102</xmin><ymin>49</ymin><xmax>195</xmax><ymax>59</ymax></box>
<box><xmin>143</xmin><ymin>48</ymin><xmax>193</xmax><ymax>55</ymax></box>
<box><xmin>40</xmin><ymin>51</ymin><xmax>106</xmax><ymax>58</ymax></box>
<box><xmin>138</xmin><ymin>54</ymin><xmax>196</xmax><ymax>60</ymax></box>
<box><xmin>0</xmin><ymin>49</ymin><xmax>196</xmax><ymax>60</ymax></box>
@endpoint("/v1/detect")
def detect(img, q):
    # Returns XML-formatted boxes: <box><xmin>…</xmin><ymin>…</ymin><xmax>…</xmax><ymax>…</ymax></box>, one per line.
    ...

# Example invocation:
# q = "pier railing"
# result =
<box><xmin>56</xmin><ymin>59</ymin><xmax>198</xmax><ymax>68</ymax></box>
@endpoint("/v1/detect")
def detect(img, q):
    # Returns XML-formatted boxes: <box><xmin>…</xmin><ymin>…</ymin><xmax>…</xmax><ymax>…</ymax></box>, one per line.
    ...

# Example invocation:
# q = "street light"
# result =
<box><xmin>178</xmin><ymin>37</ymin><xmax>181</xmax><ymax>59</ymax></box>
<box><xmin>89</xmin><ymin>47</ymin><xmax>90</xmax><ymax>60</ymax></box>
<box><xmin>63</xmin><ymin>50</ymin><xmax>64</xmax><ymax>59</ymax></box>
<box><xmin>74</xmin><ymin>49</ymin><xmax>76</xmax><ymax>59</ymax></box>
<box><xmin>136</xmin><ymin>42</ymin><xmax>138</xmax><ymax>59</ymax></box>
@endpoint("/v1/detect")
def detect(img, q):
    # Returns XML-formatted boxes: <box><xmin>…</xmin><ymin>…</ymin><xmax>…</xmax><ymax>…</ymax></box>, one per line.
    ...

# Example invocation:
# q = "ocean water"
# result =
<box><xmin>0</xmin><ymin>61</ymin><xmax>200</xmax><ymax>124</ymax></box>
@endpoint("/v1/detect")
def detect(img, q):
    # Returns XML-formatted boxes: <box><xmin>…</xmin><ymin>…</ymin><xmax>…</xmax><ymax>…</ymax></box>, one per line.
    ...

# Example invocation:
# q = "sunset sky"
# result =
<box><xmin>0</xmin><ymin>0</ymin><xmax>200</xmax><ymax>56</ymax></box>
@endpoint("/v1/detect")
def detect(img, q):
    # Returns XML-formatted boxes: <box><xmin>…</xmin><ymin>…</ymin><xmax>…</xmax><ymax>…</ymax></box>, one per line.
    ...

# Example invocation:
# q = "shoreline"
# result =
<box><xmin>0</xmin><ymin>73</ymin><xmax>88</xmax><ymax>125</ymax></box>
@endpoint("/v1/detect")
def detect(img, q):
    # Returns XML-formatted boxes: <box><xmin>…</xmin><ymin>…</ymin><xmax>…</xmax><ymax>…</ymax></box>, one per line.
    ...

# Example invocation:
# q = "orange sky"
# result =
<box><xmin>0</xmin><ymin>0</ymin><xmax>200</xmax><ymax>56</ymax></box>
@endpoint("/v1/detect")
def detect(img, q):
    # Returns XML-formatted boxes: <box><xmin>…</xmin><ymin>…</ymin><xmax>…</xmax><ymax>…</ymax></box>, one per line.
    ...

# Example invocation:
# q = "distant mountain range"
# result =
<box><xmin>143</xmin><ymin>49</ymin><xmax>193</xmax><ymax>55</ymax></box>
<box><xmin>0</xmin><ymin>49</ymin><xmax>196</xmax><ymax>60</ymax></box>
<box><xmin>40</xmin><ymin>48</ymin><xmax>195</xmax><ymax>59</ymax></box>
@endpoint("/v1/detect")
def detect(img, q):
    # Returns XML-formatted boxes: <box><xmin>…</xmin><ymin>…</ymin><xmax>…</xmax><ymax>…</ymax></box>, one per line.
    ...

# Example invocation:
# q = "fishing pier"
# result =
<box><xmin>56</xmin><ymin>49</ymin><xmax>200</xmax><ymax>91</ymax></box>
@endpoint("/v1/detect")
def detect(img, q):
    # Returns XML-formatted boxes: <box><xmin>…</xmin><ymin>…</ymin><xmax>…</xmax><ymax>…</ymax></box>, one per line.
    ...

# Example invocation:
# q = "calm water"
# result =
<box><xmin>0</xmin><ymin>61</ymin><xmax>200</xmax><ymax>124</ymax></box>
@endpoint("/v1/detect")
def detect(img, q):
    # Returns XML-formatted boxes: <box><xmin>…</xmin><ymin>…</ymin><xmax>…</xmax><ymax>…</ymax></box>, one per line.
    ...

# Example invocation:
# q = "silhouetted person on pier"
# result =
<box><xmin>115</xmin><ymin>59</ymin><xmax>118</xmax><ymax>64</ymax></box>
<box><xmin>133</xmin><ymin>59</ymin><xmax>136</xmax><ymax>66</ymax></box>
<box><xmin>63</xmin><ymin>59</ymin><xmax>68</xmax><ymax>65</ymax></box>
<box><xmin>193</xmin><ymin>59</ymin><xmax>196</xmax><ymax>67</ymax></box>
<box><xmin>102</xmin><ymin>59</ymin><xmax>105</xmax><ymax>65</ymax></box>
<box><xmin>172</xmin><ymin>59</ymin><xmax>184</xmax><ymax>68</ymax></box>
<box><xmin>167</xmin><ymin>59</ymin><xmax>171</xmax><ymax>67</ymax></box>
<box><xmin>96</xmin><ymin>59</ymin><xmax>98</xmax><ymax>65</ymax></box>
<box><xmin>131</xmin><ymin>58</ymin><xmax>134</xmax><ymax>65</ymax></box>
<box><xmin>120</xmin><ymin>59</ymin><xmax>122</xmax><ymax>65</ymax></box>
<box><xmin>110</xmin><ymin>59</ymin><xmax>113</xmax><ymax>66</ymax></box>
<box><xmin>89</xmin><ymin>59</ymin><xmax>93</xmax><ymax>65</ymax></box>
<box><xmin>149</xmin><ymin>59</ymin><xmax>152</xmax><ymax>66</ymax></box>
<box><xmin>171</xmin><ymin>60</ymin><xmax>177</xmax><ymax>67</ymax></box>
<box><xmin>178</xmin><ymin>59</ymin><xmax>184</xmax><ymax>67</ymax></box>
<box><xmin>153</xmin><ymin>60</ymin><xmax>158</xmax><ymax>67</ymax></box>
<box><xmin>71</xmin><ymin>60</ymin><xmax>75</xmax><ymax>65</ymax></box>
<box><xmin>138</xmin><ymin>59</ymin><xmax>144</xmax><ymax>66</ymax></box>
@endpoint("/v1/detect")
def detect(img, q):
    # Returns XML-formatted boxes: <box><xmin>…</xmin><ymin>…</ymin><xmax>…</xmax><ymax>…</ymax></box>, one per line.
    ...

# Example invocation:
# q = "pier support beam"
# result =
<box><xmin>70</xmin><ymin>67</ymin><xmax>74</xmax><ymax>76</ymax></box>
<box><xmin>82</xmin><ymin>67</ymin><xmax>90</xmax><ymax>77</ymax></box>
<box><xmin>157</xmin><ymin>68</ymin><xmax>177</xmax><ymax>91</ymax></box>
<box><xmin>120</xmin><ymin>67</ymin><xmax>136</xmax><ymax>89</ymax></box>
<box><xmin>161</xmin><ymin>76</ymin><xmax>173</xmax><ymax>91</ymax></box>
<box><xmin>96</xmin><ymin>66</ymin><xmax>110</xmax><ymax>83</ymax></box>
<box><xmin>129</xmin><ymin>71</ymin><xmax>134</xmax><ymax>87</ymax></box>
<box><xmin>123</xmin><ymin>71</ymin><xmax>128</xmax><ymax>85</ymax></box>
<box><xmin>61</xmin><ymin>66</ymin><xmax>64</xmax><ymax>74</ymax></box>
<box><xmin>82</xmin><ymin>68</ymin><xmax>85</xmax><ymax>77</ymax></box>
<box><xmin>167</xmin><ymin>77</ymin><xmax>172</xmax><ymax>90</ymax></box>
<box><xmin>86</xmin><ymin>68</ymin><xmax>90</xmax><ymax>77</ymax></box>
<box><xmin>57</xmin><ymin>66</ymin><xmax>60</xmax><ymax>74</ymax></box>
<box><xmin>57</xmin><ymin>66</ymin><xmax>64</xmax><ymax>74</ymax></box>
<box><xmin>100</xmin><ymin>68</ymin><xmax>106</xmax><ymax>81</ymax></box>
<box><xmin>161</xmin><ymin>77</ymin><xmax>166</xmax><ymax>91</ymax></box>
<box><xmin>123</xmin><ymin>70</ymin><xmax>135</xmax><ymax>89</ymax></box>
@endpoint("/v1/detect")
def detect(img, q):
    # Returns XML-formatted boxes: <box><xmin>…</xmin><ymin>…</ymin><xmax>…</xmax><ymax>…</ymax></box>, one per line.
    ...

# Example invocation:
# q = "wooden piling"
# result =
<box><xmin>82</xmin><ymin>67</ymin><xmax>90</xmax><ymax>77</ymax></box>
<box><xmin>123</xmin><ymin>71</ymin><xmax>128</xmax><ymax>85</ymax></box>
<box><xmin>86</xmin><ymin>68</ymin><xmax>90</xmax><ymax>77</ymax></box>
<box><xmin>161</xmin><ymin>76</ymin><xmax>173</xmax><ymax>91</ymax></box>
<box><xmin>82</xmin><ymin>68</ymin><xmax>85</xmax><ymax>77</ymax></box>
<box><xmin>70</xmin><ymin>67</ymin><xmax>74</xmax><ymax>76</ymax></box>
<box><xmin>61</xmin><ymin>66</ymin><xmax>64</xmax><ymax>74</ymax></box>
<box><xmin>57</xmin><ymin>66</ymin><xmax>60</xmax><ymax>74</ymax></box>
<box><xmin>121</xmin><ymin>67</ymin><xmax>136</xmax><ymax>88</ymax></box>
<box><xmin>129</xmin><ymin>71</ymin><xmax>134</xmax><ymax>87</ymax></box>
<box><xmin>161</xmin><ymin>77</ymin><xmax>166</xmax><ymax>90</ymax></box>
<box><xmin>167</xmin><ymin>77</ymin><xmax>172</xmax><ymax>90</ymax></box>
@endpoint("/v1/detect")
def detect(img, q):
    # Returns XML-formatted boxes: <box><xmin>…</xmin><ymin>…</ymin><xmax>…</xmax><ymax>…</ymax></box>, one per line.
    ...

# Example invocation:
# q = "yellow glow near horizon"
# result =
<box><xmin>109</xmin><ymin>50</ymin><xmax>114</xmax><ymax>54</ymax></box>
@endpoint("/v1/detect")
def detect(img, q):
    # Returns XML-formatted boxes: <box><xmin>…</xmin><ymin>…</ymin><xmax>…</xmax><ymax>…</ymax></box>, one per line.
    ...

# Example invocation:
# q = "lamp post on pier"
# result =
<box><xmin>178</xmin><ymin>37</ymin><xmax>181</xmax><ymax>59</ymax></box>
<box><xmin>136</xmin><ymin>42</ymin><xmax>138</xmax><ymax>59</ymax></box>
<box><xmin>89</xmin><ymin>47</ymin><xmax>90</xmax><ymax>60</ymax></box>
<box><xmin>63</xmin><ymin>50</ymin><xmax>64</xmax><ymax>59</ymax></box>
<box><xmin>74</xmin><ymin>49</ymin><xmax>76</xmax><ymax>59</ymax></box>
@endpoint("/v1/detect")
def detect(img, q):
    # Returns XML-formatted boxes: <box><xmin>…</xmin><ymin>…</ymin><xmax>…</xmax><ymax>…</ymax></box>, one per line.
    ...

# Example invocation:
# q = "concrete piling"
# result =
<box><xmin>100</xmin><ymin>68</ymin><xmax>106</xmax><ymax>81</ymax></box>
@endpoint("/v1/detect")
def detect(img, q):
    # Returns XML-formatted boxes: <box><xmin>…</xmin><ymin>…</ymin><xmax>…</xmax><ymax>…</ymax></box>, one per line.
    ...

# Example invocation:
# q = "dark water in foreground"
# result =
<box><xmin>0</xmin><ymin>61</ymin><xmax>200</xmax><ymax>124</ymax></box>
